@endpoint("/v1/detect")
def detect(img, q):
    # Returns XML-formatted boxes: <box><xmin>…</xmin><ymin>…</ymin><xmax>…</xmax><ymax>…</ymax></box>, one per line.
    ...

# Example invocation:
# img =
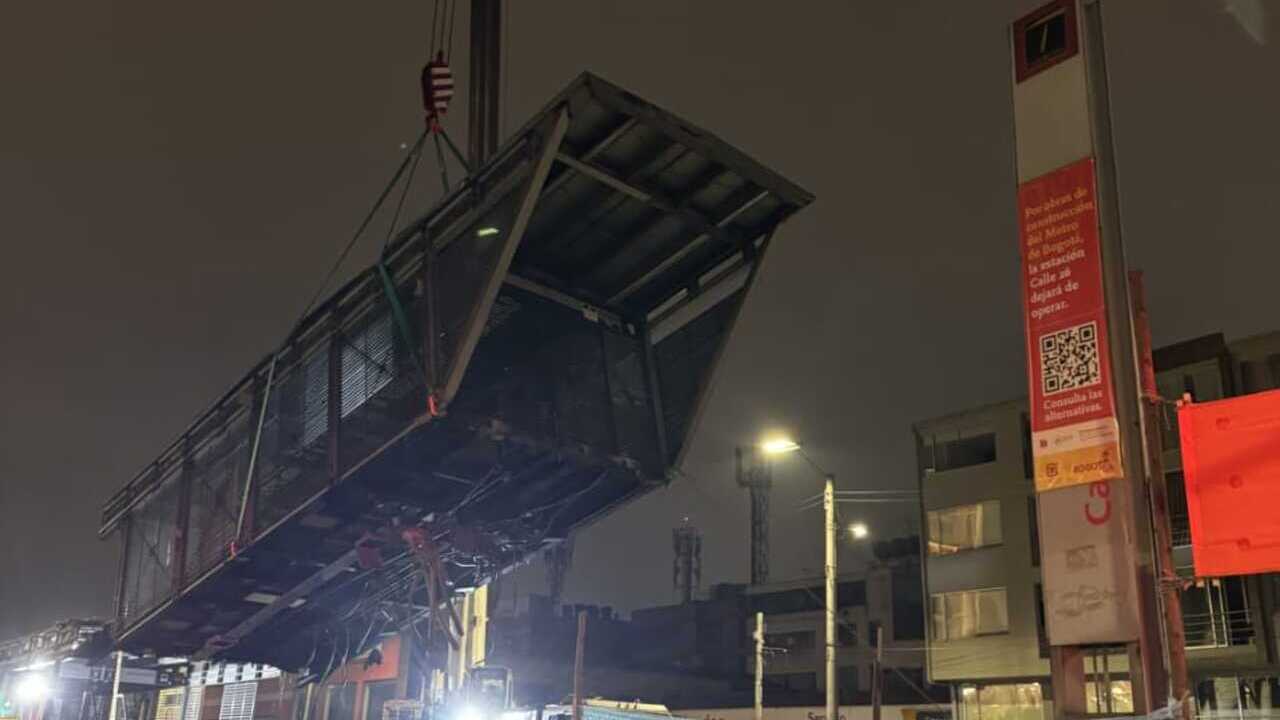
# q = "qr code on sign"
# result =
<box><xmin>1040</xmin><ymin>321</ymin><xmax>1101</xmax><ymax>395</ymax></box>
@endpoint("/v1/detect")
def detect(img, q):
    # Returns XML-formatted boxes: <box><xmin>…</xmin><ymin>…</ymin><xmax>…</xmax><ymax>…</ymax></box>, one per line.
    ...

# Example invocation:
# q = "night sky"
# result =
<box><xmin>2</xmin><ymin>1</ymin><xmax>1277</xmax><ymax>640</ymax></box>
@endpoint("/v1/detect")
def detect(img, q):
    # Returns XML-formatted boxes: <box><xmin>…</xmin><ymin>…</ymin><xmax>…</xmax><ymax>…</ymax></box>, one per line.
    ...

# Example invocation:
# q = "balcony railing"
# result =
<box><xmin>1171</xmin><ymin>514</ymin><xmax>1192</xmax><ymax>547</ymax></box>
<box><xmin>1184</xmin><ymin>609</ymin><xmax>1255</xmax><ymax>649</ymax></box>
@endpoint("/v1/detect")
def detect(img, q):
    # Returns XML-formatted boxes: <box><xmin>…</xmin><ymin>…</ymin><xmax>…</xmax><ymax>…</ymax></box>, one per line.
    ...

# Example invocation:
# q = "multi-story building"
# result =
<box><xmin>915</xmin><ymin>331</ymin><xmax>1280</xmax><ymax>720</ymax></box>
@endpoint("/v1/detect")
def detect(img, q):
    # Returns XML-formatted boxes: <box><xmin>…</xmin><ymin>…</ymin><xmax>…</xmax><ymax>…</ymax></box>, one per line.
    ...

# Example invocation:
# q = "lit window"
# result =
<box><xmin>1085</xmin><ymin>680</ymin><xmax>1133</xmax><ymax>714</ymax></box>
<box><xmin>930</xmin><ymin>588</ymin><xmax>1009</xmax><ymax>641</ymax></box>
<box><xmin>927</xmin><ymin>501</ymin><xmax>1003</xmax><ymax>555</ymax></box>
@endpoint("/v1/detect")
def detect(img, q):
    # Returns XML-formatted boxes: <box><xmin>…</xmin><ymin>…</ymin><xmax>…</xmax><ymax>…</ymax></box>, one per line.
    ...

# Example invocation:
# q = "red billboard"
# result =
<box><xmin>1179</xmin><ymin>390</ymin><xmax>1280</xmax><ymax>576</ymax></box>
<box><xmin>1018</xmin><ymin>156</ymin><xmax>1124</xmax><ymax>492</ymax></box>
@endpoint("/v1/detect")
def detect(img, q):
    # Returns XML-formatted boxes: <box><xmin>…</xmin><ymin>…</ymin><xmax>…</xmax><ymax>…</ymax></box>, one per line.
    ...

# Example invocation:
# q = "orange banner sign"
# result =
<box><xmin>1017</xmin><ymin>157</ymin><xmax>1124</xmax><ymax>492</ymax></box>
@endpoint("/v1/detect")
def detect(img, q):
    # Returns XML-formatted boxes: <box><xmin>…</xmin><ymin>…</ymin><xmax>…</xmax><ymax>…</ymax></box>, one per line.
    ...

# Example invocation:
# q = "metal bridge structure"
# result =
<box><xmin>97</xmin><ymin>73</ymin><xmax>812</xmax><ymax>672</ymax></box>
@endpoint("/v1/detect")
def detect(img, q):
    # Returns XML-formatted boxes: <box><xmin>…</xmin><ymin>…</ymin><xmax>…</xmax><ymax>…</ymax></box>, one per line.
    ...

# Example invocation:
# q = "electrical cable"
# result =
<box><xmin>790</xmin><ymin>585</ymin><xmax>948</xmax><ymax>710</ymax></box>
<box><xmin>445</xmin><ymin>0</ymin><xmax>458</xmax><ymax>60</ymax></box>
<box><xmin>288</xmin><ymin>127</ymin><xmax>430</xmax><ymax>342</ymax></box>
<box><xmin>382</xmin><ymin>141</ymin><xmax>425</xmax><ymax>255</ymax></box>
<box><xmin>428</xmin><ymin>0</ymin><xmax>440</xmax><ymax>57</ymax></box>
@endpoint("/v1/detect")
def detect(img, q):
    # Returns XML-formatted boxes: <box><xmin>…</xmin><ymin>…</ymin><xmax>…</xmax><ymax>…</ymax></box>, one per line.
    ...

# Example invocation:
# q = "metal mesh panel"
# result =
<box><xmin>340</xmin><ymin>314</ymin><xmax>393</xmax><ymax>418</ymax></box>
<box><xmin>654</xmin><ymin>288</ymin><xmax>744</xmax><ymax>464</ymax></box>
<box><xmin>603</xmin><ymin>329</ymin><xmax>660</xmax><ymax>471</ymax></box>
<box><xmin>300</xmin><ymin>349</ymin><xmax>328</xmax><ymax>448</ymax></box>
<box><xmin>120</xmin><ymin>472</ymin><xmax>180</xmax><ymax>627</ymax></box>
<box><xmin>552</xmin><ymin>324</ymin><xmax>612</xmax><ymax>451</ymax></box>
<box><xmin>335</xmin><ymin>284</ymin><xmax>423</xmax><ymax>476</ymax></box>
<box><xmin>432</xmin><ymin>187</ymin><xmax>526</xmax><ymax>392</ymax></box>
<box><xmin>253</xmin><ymin>342</ymin><xmax>333</xmax><ymax>534</ymax></box>
<box><xmin>449</xmin><ymin>288</ymin><xmax>651</xmax><ymax>460</ymax></box>
<box><xmin>185</xmin><ymin>407</ymin><xmax>251</xmax><ymax>582</ymax></box>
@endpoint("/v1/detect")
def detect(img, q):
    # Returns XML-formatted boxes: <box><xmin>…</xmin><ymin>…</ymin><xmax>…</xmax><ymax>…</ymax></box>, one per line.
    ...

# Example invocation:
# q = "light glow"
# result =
<box><xmin>759</xmin><ymin>437</ymin><xmax>800</xmax><ymax>456</ymax></box>
<box><xmin>15</xmin><ymin>674</ymin><xmax>51</xmax><ymax>704</ymax></box>
<box><xmin>849</xmin><ymin>523</ymin><xmax>869</xmax><ymax>540</ymax></box>
<box><xmin>457</xmin><ymin>705</ymin><xmax>483</xmax><ymax>720</ymax></box>
<box><xmin>475</xmin><ymin>226</ymin><xmax>501</xmax><ymax>238</ymax></box>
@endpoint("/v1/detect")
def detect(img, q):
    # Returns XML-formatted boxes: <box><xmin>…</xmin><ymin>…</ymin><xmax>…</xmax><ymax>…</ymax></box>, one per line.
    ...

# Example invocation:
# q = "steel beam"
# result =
<box><xmin>197</xmin><ymin>548</ymin><xmax>360</xmax><ymax>659</ymax></box>
<box><xmin>440</xmin><ymin>107</ymin><xmax>571</xmax><ymax>405</ymax></box>
<box><xmin>504</xmin><ymin>273</ymin><xmax>625</xmax><ymax>330</ymax></box>
<box><xmin>541</xmin><ymin>118</ymin><xmax>637</xmax><ymax>199</ymax></box>
<box><xmin>608</xmin><ymin>189</ymin><xmax>770</xmax><ymax>305</ymax></box>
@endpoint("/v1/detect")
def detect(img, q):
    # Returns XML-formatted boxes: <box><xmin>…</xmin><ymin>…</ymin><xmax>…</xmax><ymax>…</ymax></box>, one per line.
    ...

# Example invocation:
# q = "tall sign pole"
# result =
<box><xmin>1008</xmin><ymin>1</ymin><xmax>1171</xmax><ymax>716</ymax></box>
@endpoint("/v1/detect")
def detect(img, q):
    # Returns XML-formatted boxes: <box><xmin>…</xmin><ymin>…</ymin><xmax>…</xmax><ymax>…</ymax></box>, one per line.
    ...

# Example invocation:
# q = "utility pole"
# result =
<box><xmin>1131</xmin><ymin>270</ymin><xmax>1191</xmax><ymax>716</ymax></box>
<box><xmin>468</xmin><ymin>0</ymin><xmax>502</xmax><ymax>168</ymax></box>
<box><xmin>871</xmin><ymin>625</ymin><xmax>883</xmax><ymax>720</ymax></box>
<box><xmin>823</xmin><ymin>474</ymin><xmax>838</xmax><ymax>720</ymax></box>
<box><xmin>106</xmin><ymin>651</ymin><xmax>123</xmax><ymax>720</ymax></box>
<box><xmin>572</xmin><ymin>610</ymin><xmax>587</xmax><ymax>720</ymax></box>
<box><xmin>754</xmin><ymin>612</ymin><xmax>765</xmax><ymax>720</ymax></box>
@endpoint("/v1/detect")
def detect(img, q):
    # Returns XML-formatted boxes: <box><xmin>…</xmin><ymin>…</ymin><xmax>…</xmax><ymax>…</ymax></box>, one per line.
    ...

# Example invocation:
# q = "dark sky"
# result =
<box><xmin>2</xmin><ymin>1</ymin><xmax>1277</xmax><ymax>639</ymax></box>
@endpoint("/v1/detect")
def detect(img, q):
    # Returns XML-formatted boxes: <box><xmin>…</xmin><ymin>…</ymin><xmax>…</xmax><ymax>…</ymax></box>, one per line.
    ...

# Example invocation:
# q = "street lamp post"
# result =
<box><xmin>760</xmin><ymin>438</ymin><xmax>838</xmax><ymax>720</ymax></box>
<box><xmin>822</xmin><ymin>472</ymin><xmax>837</xmax><ymax>720</ymax></box>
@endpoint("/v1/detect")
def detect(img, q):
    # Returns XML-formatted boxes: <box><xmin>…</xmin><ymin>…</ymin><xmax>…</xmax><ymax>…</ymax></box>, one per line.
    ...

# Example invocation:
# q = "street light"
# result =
<box><xmin>759</xmin><ymin>436</ymin><xmax>838</xmax><ymax>720</ymax></box>
<box><xmin>848</xmin><ymin>522</ymin><xmax>869</xmax><ymax>540</ymax></box>
<box><xmin>760</xmin><ymin>437</ymin><xmax>801</xmax><ymax>456</ymax></box>
<box><xmin>14</xmin><ymin>674</ymin><xmax>50</xmax><ymax>705</ymax></box>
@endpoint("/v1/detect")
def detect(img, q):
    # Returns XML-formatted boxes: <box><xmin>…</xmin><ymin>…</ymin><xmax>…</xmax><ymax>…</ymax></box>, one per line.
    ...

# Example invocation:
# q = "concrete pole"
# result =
<box><xmin>754</xmin><ymin>612</ymin><xmax>765</xmax><ymax>720</ymax></box>
<box><xmin>572</xmin><ymin>611</ymin><xmax>587</xmax><ymax>720</ymax></box>
<box><xmin>824</xmin><ymin>475</ymin><xmax>838</xmax><ymax>720</ymax></box>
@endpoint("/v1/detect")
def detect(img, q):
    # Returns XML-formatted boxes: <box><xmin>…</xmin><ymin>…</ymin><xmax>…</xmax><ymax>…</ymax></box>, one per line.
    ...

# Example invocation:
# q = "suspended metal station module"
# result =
<box><xmin>99</xmin><ymin>73</ymin><xmax>813</xmax><ymax>670</ymax></box>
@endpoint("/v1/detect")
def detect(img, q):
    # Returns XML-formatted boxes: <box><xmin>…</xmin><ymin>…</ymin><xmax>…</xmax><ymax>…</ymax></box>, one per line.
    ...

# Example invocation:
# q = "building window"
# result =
<box><xmin>1027</xmin><ymin>497</ymin><xmax>1040</xmax><ymax>566</ymax></box>
<box><xmin>156</xmin><ymin>689</ymin><xmax>186</xmax><ymax>720</ymax></box>
<box><xmin>838</xmin><ymin>622</ymin><xmax>858</xmax><ymax>647</ymax></box>
<box><xmin>1033</xmin><ymin>584</ymin><xmax>1049</xmax><ymax>658</ymax></box>
<box><xmin>765</xmin><ymin>630</ymin><xmax>815</xmax><ymax>653</ymax></box>
<box><xmin>1020</xmin><ymin>413</ymin><xmax>1034</xmax><ymax>480</ymax></box>
<box><xmin>765</xmin><ymin>672</ymin><xmax>816</xmax><ymax>692</ymax></box>
<box><xmin>326</xmin><ymin>685</ymin><xmax>357</xmax><ymax>720</ymax></box>
<box><xmin>184</xmin><ymin>687</ymin><xmax>204</xmax><ymax>720</ymax></box>
<box><xmin>930</xmin><ymin>588</ymin><xmax>1009</xmax><ymax>641</ymax></box>
<box><xmin>959</xmin><ymin>683</ymin><xmax>1043</xmax><ymax>720</ymax></box>
<box><xmin>923</xmin><ymin>432</ymin><xmax>997</xmax><ymax>472</ymax></box>
<box><xmin>927</xmin><ymin>501</ymin><xmax>1002</xmax><ymax>555</ymax></box>
<box><xmin>218</xmin><ymin>684</ymin><xmax>257</xmax><ymax>720</ymax></box>
<box><xmin>1085</xmin><ymin>680</ymin><xmax>1134</xmax><ymax>714</ymax></box>
<box><xmin>364</xmin><ymin>681</ymin><xmax>397</xmax><ymax>720</ymax></box>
